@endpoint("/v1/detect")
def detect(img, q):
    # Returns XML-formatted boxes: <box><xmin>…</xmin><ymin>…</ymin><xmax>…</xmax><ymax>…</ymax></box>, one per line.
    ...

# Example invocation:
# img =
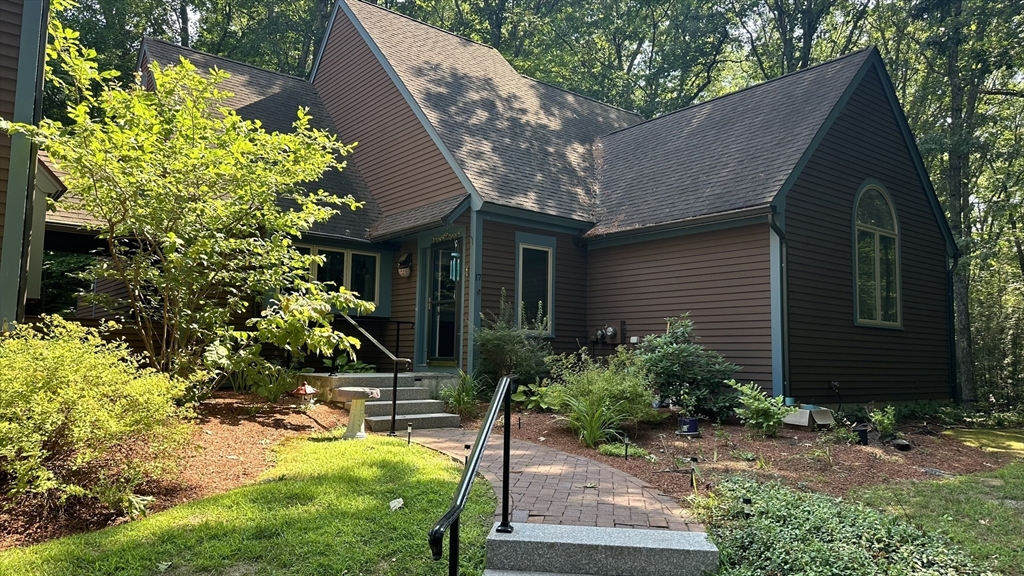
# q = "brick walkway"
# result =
<box><xmin>413</xmin><ymin>428</ymin><xmax>703</xmax><ymax>532</ymax></box>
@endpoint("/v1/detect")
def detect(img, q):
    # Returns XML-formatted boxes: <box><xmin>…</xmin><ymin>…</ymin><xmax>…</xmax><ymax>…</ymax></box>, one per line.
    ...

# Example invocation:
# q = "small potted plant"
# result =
<box><xmin>675</xmin><ymin>390</ymin><xmax>700</xmax><ymax>436</ymax></box>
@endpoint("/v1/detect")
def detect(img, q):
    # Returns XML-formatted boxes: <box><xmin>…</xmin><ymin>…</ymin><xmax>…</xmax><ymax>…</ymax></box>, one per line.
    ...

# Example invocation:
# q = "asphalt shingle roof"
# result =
<box><xmin>343</xmin><ymin>0</ymin><xmax>642</xmax><ymax>223</ymax></box>
<box><xmin>589</xmin><ymin>48</ymin><xmax>873</xmax><ymax>236</ymax></box>
<box><xmin>140</xmin><ymin>38</ymin><xmax>380</xmax><ymax>240</ymax></box>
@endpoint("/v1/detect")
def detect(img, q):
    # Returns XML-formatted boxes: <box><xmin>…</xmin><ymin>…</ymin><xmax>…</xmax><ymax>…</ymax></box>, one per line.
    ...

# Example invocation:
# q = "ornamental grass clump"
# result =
<box><xmin>0</xmin><ymin>316</ymin><xmax>191</xmax><ymax>514</ymax></box>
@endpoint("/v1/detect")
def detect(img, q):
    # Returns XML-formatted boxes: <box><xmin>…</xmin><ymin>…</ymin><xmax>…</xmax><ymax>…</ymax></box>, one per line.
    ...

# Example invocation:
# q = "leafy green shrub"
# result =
<box><xmin>510</xmin><ymin>382</ymin><xmax>566</xmax><ymax>411</ymax></box>
<box><xmin>323</xmin><ymin>355</ymin><xmax>376</xmax><ymax>373</ymax></box>
<box><xmin>597</xmin><ymin>442</ymin><xmax>650</xmax><ymax>458</ymax></box>
<box><xmin>0</xmin><ymin>316</ymin><xmax>190</xmax><ymax>511</ymax></box>
<box><xmin>440</xmin><ymin>370</ymin><xmax>482</xmax><ymax>418</ymax></box>
<box><xmin>870</xmin><ymin>405</ymin><xmax>898</xmax><ymax>438</ymax></box>
<box><xmin>475</xmin><ymin>290</ymin><xmax>552</xmax><ymax>387</ymax></box>
<box><xmin>249</xmin><ymin>366</ymin><xmax>299</xmax><ymax>403</ymax></box>
<box><xmin>729</xmin><ymin>380</ymin><xmax>796</xmax><ymax>438</ymax></box>
<box><xmin>566</xmin><ymin>395</ymin><xmax>626</xmax><ymax>448</ymax></box>
<box><xmin>636</xmin><ymin>314</ymin><xmax>739</xmax><ymax>419</ymax></box>
<box><xmin>819</xmin><ymin>424</ymin><xmax>859</xmax><ymax>446</ymax></box>
<box><xmin>549</xmin><ymin>349</ymin><xmax>658</xmax><ymax>424</ymax></box>
<box><xmin>692</xmin><ymin>476</ymin><xmax>995</xmax><ymax>576</ymax></box>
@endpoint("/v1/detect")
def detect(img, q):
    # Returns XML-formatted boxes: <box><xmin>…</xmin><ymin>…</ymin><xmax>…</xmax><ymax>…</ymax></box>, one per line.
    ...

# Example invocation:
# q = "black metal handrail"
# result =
<box><xmin>429</xmin><ymin>374</ymin><xmax>518</xmax><ymax>576</ymax></box>
<box><xmin>339</xmin><ymin>313</ymin><xmax>412</xmax><ymax>436</ymax></box>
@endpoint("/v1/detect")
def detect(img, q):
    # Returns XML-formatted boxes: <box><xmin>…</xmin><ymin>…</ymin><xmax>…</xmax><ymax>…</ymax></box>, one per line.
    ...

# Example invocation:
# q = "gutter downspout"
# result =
<box><xmin>768</xmin><ymin>209</ymin><xmax>790</xmax><ymax>397</ymax></box>
<box><xmin>948</xmin><ymin>254</ymin><xmax>959</xmax><ymax>402</ymax></box>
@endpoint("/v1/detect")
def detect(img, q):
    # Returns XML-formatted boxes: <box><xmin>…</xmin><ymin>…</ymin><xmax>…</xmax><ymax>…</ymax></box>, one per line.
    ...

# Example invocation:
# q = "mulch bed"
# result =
<box><xmin>0</xmin><ymin>392</ymin><xmax>348</xmax><ymax>552</ymax></box>
<box><xmin>501</xmin><ymin>410</ymin><xmax>1012</xmax><ymax>501</ymax></box>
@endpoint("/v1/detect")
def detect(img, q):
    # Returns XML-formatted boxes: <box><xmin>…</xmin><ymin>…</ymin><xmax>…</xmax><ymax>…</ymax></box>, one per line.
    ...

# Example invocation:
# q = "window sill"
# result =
<box><xmin>853</xmin><ymin>320</ymin><xmax>903</xmax><ymax>330</ymax></box>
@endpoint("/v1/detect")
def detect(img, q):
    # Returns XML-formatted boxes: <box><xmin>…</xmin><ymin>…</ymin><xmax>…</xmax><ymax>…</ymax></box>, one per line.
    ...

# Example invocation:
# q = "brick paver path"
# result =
<box><xmin>413</xmin><ymin>428</ymin><xmax>703</xmax><ymax>532</ymax></box>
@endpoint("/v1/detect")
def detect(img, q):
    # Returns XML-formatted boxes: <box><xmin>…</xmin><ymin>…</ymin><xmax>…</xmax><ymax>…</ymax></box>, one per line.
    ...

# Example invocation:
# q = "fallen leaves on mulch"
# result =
<box><xmin>503</xmin><ymin>410</ymin><xmax>1012</xmax><ymax>502</ymax></box>
<box><xmin>0</xmin><ymin>392</ymin><xmax>348</xmax><ymax>551</ymax></box>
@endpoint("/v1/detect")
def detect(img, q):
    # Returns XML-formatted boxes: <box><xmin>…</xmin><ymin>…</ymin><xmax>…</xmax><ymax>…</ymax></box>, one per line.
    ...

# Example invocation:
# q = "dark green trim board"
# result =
<box><xmin>1</xmin><ymin>0</ymin><xmax>50</xmax><ymax>325</ymax></box>
<box><xmin>479</xmin><ymin>203</ymin><xmax>591</xmax><ymax>234</ymax></box>
<box><xmin>770</xmin><ymin>52</ymin><xmax>874</xmax><ymax>225</ymax></box>
<box><xmin>768</xmin><ymin>210</ymin><xmax>790</xmax><ymax>396</ymax></box>
<box><xmin>585</xmin><ymin>208</ymin><xmax>770</xmax><ymax>250</ymax></box>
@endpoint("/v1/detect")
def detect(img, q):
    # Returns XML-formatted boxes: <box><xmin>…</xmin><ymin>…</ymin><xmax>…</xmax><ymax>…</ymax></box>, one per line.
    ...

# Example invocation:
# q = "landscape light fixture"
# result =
<box><xmin>742</xmin><ymin>496</ymin><xmax>753</xmax><ymax>519</ymax></box>
<box><xmin>407</xmin><ymin>422</ymin><xmax>413</xmax><ymax>445</ymax></box>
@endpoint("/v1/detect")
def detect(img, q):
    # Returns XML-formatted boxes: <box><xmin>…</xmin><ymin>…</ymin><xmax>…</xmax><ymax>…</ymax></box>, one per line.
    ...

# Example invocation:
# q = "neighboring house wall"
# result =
<box><xmin>0</xmin><ymin>0</ymin><xmax>24</xmax><ymax>266</ymax></box>
<box><xmin>480</xmin><ymin>219</ymin><xmax>589</xmax><ymax>356</ymax></box>
<box><xmin>587</xmin><ymin>225</ymin><xmax>773</xmax><ymax>387</ymax></box>
<box><xmin>785</xmin><ymin>63</ymin><xmax>951</xmax><ymax>403</ymax></box>
<box><xmin>311</xmin><ymin>9</ymin><xmax>467</xmax><ymax>216</ymax></box>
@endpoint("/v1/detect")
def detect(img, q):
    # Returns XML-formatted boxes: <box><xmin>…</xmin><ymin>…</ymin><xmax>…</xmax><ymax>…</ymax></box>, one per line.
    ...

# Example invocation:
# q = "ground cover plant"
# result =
<box><xmin>693</xmin><ymin>475</ymin><xmax>998</xmax><ymax>576</ymax></box>
<box><xmin>0</xmin><ymin>434</ymin><xmax>495</xmax><ymax>576</ymax></box>
<box><xmin>0</xmin><ymin>316</ymin><xmax>190</xmax><ymax>515</ymax></box>
<box><xmin>853</xmin><ymin>434</ymin><xmax>1024</xmax><ymax>576</ymax></box>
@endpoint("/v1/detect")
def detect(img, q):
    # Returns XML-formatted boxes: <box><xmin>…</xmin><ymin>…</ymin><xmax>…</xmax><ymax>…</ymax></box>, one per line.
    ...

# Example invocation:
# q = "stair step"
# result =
<box><xmin>364</xmin><ymin>412</ymin><xmax>460</xmax><ymax>431</ymax></box>
<box><xmin>352</xmin><ymin>399</ymin><xmax>447</xmax><ymax>417</ymax></box>
<box><xmin>302</xmin><ymin>372</ymin><xmax>421</xmax><ymax>391</ymax></box>
<box><xmin>483</xmin><ymin>571</ymin><xmax>575</xmax><ymax>576</ymax></box>
<box><xmin>485</xmin><ymin>523</ymin><xmax>718</xmax><ymax>576</ymax></box>
<box><xmin>481</xmin><ymin>565</ymin><xmax>573</xmax><ymax>569</ymax></box>
<box><xmin>374</xmin><ymin>386</ymin><xmax>432</xmax><ymax>402</ymax></box>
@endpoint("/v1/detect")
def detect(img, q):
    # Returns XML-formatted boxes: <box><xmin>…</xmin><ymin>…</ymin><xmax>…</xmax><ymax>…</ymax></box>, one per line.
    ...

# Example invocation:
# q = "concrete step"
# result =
<box><xmin>353</xmin><ymin>399</ymin><xmax>447</xmax><ymax>417</ymax></box>
<box><xmin>481</xmin><ymin>565</ymin><xmax>573</xmax><ymax>569</ymax></box>
<box><xmin>485</xmin><ymin>523</ymin><xmax>718</xmax><ymax>576</ymax></box>
<box><xmin>364</xmin><ymin>412</ymin><xmax>460</xmax><ymax>432</ymax></box>
<box><xmin>483</xmin><ymin>571</ymin><xmax>576</xmax><ymax>576</ymax></box>
<box><xmin>374</xmin><ymin>386</ymin><xmax>432</xmax><ymax>402</ymax></box>
<box><xmin>303</xmin><ymin>372</ymin><xmax>420</xmax><ymax>391</ymax></box>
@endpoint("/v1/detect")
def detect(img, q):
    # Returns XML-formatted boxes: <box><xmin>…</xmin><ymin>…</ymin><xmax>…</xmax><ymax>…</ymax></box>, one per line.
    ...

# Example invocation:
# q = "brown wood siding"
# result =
<box><xmin>372</xmin><ymin>239</ymin><xmax>417</xmax><ymax>368</ymax></box>
<box><xmin>480</xmin><ymin>219</ymin><xmax>589</xmax><ymax>356</ymax></box>
<box><xmin>312</xmin><ymin>10</ymin><xmax>467</xmax><ymax>217</ymax></box>
<box><xmin>587</xmin><ymin>225</ymin><xmax>772</xmax><ymax>387</ymax></box>
<box><xmin>785</xmin><ymin>63</ymin><xmax>951</xmax><ymax>403</ymax></box>
<box><xmin>0</xmin><ymin>0</ymin><xmax>24</xmax><ymax>252</ymax></box>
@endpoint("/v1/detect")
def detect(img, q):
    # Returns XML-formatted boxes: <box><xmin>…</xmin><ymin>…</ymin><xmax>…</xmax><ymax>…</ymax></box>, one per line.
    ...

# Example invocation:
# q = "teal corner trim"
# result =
<box><xmin>514</xmin><ymin>231</ymin><xmax>557</xmax><ymax>336</ymax></box>
<box><xmin>0</xmin><ymin>0</ymin><xmax>48</xmax><ymax>324</ymax></box>
<box><xmin>770</xmin><ymin>229</ymin><xmax>783</xmax><ymax>396</ymax></box>
<box><xmin>467</xmin><ymin>209</ymin><xmax>483</xmax><ymax>374</ymax></box>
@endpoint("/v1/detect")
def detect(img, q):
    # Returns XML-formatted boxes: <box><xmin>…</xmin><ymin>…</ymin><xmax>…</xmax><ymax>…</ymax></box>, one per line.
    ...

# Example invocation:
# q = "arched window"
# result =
<box><xmin>855</xmin><ymin>184</ymin><xmax>900</xmax><ymax>326</ymax></box>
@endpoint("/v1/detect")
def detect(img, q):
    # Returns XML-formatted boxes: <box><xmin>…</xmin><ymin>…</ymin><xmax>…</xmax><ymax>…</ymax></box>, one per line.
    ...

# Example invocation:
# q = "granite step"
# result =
<box><xmin>302</xmin><ymin>372</ymin><xmax>421</xmax><ymax>391</ymax></box>
<box><xmin>374</xmin><ymin>386</ymin><xmax>432</xmax><ymax>402</ymax></box>
<box><xmin>364</xmin><ymin>412</ymin><xmax>461</xmax><ymax>432</ymax></box>
<box><xmin>483</xmin><ymin>571</ymin><xmax>576</xmax><ymax>576</ymax></box>
<box><xmin>485</xmin><ymin>523</ymin><xmax>718</xmax><ymax>576</ymax></box>
<box><xmin>352</xmin><ymin>399</ymin><xmax>447</xmax><ymax>417</ymax></box>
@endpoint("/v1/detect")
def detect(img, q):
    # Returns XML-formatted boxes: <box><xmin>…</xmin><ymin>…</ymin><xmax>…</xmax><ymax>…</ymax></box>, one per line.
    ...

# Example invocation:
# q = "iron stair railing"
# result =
<box><xmin>338</xmin><ymin>313</ymin><xmax>412</xmax><ymax>436</ymax></box>
<box><xmin>429</xmin><ymin>374</ymin><xmax>518</xmax><ymax>576</ymax></box>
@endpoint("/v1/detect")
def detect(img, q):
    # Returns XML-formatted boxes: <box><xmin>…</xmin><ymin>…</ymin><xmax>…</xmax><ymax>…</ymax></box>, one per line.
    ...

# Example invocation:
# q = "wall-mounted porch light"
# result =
<box><xmin>397</xmin><ymin>253</ymin><xmax>413</xmax><ymax>277</ymax></box>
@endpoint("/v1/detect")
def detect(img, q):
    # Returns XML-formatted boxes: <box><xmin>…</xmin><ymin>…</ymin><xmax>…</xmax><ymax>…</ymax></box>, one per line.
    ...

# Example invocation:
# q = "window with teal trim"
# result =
<box><xmin>517</xmin><ymin>244</ymin><xmax>553</xmax><ymax>333</ymax></box>
<box><xmin>854</xmin><ymin>185</ymin><xmax>900</xmax><ymax>327</ymax></box>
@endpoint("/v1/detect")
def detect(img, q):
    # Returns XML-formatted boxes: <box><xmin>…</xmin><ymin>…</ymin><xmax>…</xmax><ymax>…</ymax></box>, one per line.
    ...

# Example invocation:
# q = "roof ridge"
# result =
<box><xmin>141</xmin><ymin>37</ymin><xmax>310</xmax><ymax>84</ymax></box>
<box><xmin>602</xmin><ymin>46</ymin><xmax>875</xmax><ymax>139</ymax></box>
<box><xmin>348</xmin><ymin>0</ymin><xmax>500</xmax><ymax>54</ymax></box>
<box><xmin>519</xmin><ymin>74</ymin><xmax>644</xmax><ymax>119</ymax></box>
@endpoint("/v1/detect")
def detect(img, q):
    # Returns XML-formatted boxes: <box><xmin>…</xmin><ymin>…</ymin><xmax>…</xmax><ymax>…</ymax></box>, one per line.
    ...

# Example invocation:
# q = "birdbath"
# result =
<box><xmin>332</xmin><ymin>387</ymin><xmax>381</xmax><ymax>440</ymax></box>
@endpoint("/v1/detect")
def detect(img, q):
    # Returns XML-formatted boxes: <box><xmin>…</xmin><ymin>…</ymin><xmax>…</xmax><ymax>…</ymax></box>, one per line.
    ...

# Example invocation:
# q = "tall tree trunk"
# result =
<box><xmin>179</xmin><ymin>1</ymin><xmax>190</xmax><ymax>48</ymax></box>
<box><xmin>945</xmin><ymin>0</ymin><xmax>975</xmax><ymax>403</ymax></box>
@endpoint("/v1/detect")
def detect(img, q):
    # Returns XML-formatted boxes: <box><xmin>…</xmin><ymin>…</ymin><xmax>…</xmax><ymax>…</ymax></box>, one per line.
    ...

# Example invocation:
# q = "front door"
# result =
<box><xmin>428</xmin><ymin>239</ymin><xmax>461</xmax><ymax>363</ymax></box>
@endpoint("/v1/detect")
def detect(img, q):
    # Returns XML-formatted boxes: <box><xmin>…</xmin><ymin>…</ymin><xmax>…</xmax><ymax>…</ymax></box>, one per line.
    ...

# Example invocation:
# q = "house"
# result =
<box><xmin>0</xmin><ymin>0</ymin><xmax>64</xmax><ymax>325</ymax></box>
<box><xmin>46</xmin><ymin>0</ymin><xmax>957</xmax><ymax>404</ymax></box>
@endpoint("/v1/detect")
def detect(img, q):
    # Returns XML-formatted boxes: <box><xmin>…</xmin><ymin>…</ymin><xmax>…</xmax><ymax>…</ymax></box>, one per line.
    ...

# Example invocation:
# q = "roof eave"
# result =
<box><xmin>585</xmin><ymin>204</ymin><xmax>772</xmax><ymax>249</ymax></box>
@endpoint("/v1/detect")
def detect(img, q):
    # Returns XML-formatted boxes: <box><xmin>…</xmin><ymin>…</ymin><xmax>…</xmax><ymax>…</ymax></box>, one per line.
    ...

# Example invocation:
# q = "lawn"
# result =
<box><xmin>852</xmin><ymin>430</ymin><xmax>1024</xmax><ymax>576</ymax></box>
<box><xmin>0</xmin><ymin>433</ymin><xmax>495</xmax><ymax>576</ymax></box>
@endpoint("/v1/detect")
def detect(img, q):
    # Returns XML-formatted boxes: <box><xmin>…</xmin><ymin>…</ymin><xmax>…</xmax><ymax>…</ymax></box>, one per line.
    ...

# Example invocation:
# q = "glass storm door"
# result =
<box><xmin>428</xmin><ymin>239</ymin><xmax>461</xmax><ymax>362</ymax></box>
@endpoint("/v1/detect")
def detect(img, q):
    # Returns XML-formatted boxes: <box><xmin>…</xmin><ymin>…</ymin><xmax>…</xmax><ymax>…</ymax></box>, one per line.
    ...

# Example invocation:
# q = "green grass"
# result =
<box><xmin>852</xmin><ymin>435</ymin><xmax>1024</xmax><ymax>576</ymax></box>
<box><xmin>0</xmin><ymin>434</ymin><xmax>495</xmax><ymax>576</ymax></box>
<box><xmin>944</xmin><ymin>428</ymin><xmax>1024</xmax><ymax>458</ymax></box>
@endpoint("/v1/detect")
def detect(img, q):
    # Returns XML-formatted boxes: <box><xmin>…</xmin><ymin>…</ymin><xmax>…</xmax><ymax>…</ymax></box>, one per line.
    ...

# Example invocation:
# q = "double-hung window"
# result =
<box><xmin>298</xmin><ymin>246</ymin><xmax>379</xmax><ymax>304</ymax></box>
<box><xmin>854</xmin><ymin>184</ymin><xmax>900</xmax><ymax>327</ymax></box>
<box><xmin>516</xmin><ymin>234</ymin><xmax>554</xmax><ymax>335</ymax></box>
